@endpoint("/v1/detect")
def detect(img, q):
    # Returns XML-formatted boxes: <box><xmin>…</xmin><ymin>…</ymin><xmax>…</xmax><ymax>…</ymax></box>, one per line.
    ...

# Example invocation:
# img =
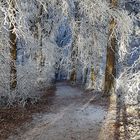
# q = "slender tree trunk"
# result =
<box><xmin>35</xmin><ymin>4</ymin><xmax>45</xmax><ymax>73</ymax></box>
<box><xmin>70</xmin><ymin>1</ymin><xmax>80</xmax><ymax>83</ymax></box>
<box><xmin>70</xmin><ymin>30</ymin><xmax>78</xmax><ymax>82</ymax></box>
<box><xmin>9</xmin><ymin>0</ymin><xmax>17</xmax><ymax>90</ymax></box>
<box><xmin>91</xmin><ymin>66</ymin><xmax>95</xmax><ymax>87</ymax></box>
<box><xmin>38</xmin><ymin>5</ymin><xmax>45</xmax><ymax>72</ymax></box>
<box><xmin>83</xmin><ymin>67</ymin><xmax>88</xmax><ymax>84</ymax></box>
<box><xmin>104</xmin><ymin>0</ymin><xmax>117</xmax><ymax>95</ymax></box>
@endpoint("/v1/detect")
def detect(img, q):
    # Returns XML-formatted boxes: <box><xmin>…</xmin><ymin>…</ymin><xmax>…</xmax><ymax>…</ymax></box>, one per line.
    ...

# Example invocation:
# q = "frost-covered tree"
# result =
<box><xmin>0</xmin><ymin>0</ymin><xmax>64</xmax><ymax>106</ymax></box>
<box><xmin>0</xmin><ymin>0</ymin><xmax>139</xmax><ymax>107</ymax></box>
<box><xmin>104</xmin><ymin>0</ymin><xmax>118</xmax><ymax>95</ymax></box>
<box><xmin>9</xmin><ymin>0</ymin><xmax>17</xmax><ymax>90</ymax></box>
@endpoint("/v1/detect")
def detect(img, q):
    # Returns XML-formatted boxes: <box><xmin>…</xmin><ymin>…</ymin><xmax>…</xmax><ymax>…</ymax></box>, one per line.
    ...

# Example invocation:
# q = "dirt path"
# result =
<box><xmin>8</xmin><ymin>82</ymin><xmax>116</xmax><ymax>140</ymax></box>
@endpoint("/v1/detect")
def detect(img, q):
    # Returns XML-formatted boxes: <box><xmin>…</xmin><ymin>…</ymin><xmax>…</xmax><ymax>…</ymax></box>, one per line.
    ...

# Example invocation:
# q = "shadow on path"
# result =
<box><xmin>8</xmin><ymin>82</ymin><xmax>112</xmax><ymax>140</ymax></box>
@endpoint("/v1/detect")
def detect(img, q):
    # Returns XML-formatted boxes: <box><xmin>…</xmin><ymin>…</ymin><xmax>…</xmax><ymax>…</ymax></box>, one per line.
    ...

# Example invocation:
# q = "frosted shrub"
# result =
<box><xmin>116</xmin><ymin>57</ymin><xmax>140</xmax><ymax>105</ymax></box>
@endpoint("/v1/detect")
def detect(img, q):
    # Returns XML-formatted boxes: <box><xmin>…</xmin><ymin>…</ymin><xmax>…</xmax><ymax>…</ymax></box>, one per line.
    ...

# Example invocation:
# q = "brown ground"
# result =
<box><xmin>7</xmin><ymin>83</ymin><xmax>114</xmax><ymax>140</ymax></box>
<box><xmin>0</xmin><ymin>88</ymin><xmax>55</xmax><ymax>140</ymax></box>
<box><xmin>0</xmin><ymin>82</ymin><xmax>139</xmax><ymax>140</ymax></box>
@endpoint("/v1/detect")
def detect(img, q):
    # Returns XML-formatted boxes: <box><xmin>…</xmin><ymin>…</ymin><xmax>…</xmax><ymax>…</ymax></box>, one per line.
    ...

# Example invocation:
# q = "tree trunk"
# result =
<box><xmin>38</xmin><ymin>5</ymin><xmax>45</xmax><ymax>73</ymax></box>
<box><xmin>70</xmin><ymin>1</ymin><xmax>80</xmax><ymax>83</ymax></box>
<box><xmin>70</xmin><ymin>30</ymin><xmax>78</xmax><ymax>82</ymax></box>
<box><xmin>35</xmin><ymin>4</ymin><xmax>45</xmax><ymax>73</ymax></box>
<box><xmin>83</xmin><ymin>67</ymin><xmax>88</xmax><ymax>84</ymax></box>
<box><xmin>104</xmin><ymin>0</ymin><xmax>117</xmax><ymax>95</ymax></box>
<box><xmin>9</xmin><ymin>0</ymin><xmax>17</xmax><ymax>90</ymax></box>
<box><xmin>91</xmin><ymin>66</ymin><xmax>95</xmax><ymax>88</ymax></box>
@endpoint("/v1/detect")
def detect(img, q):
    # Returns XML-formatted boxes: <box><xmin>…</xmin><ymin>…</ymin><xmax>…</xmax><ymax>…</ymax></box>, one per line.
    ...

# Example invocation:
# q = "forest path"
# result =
<box><xmin>8</xmin><ymin>82</ymin><xmax>115</xmax><ymax>140</ymax></box>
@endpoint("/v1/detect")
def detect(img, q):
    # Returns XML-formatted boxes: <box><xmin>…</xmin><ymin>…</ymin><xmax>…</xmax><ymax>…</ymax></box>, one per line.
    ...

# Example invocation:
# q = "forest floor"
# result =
<box><xmin>0</xmin><ymin>82</ymin><xmax>139</xmax><ymax>140</ymax></box>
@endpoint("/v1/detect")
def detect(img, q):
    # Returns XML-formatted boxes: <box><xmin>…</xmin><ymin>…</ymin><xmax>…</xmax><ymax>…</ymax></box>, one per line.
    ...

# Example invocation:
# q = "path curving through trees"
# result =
<box><xmin>8</xmin><ymin>82</ymin><xmax>118</xmax><ymax>140</ymax></box>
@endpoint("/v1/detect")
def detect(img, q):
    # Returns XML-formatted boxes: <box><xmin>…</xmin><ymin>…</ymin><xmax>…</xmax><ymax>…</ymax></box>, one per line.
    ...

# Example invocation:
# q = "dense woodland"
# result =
<box><xmin>0</xmin><ymin>0</ymin><xmax>139</xmax><ymax>140</ymax></box>
<box><xmin>0</xmin><ymin>0</ymin><xmax>139</xmax><ymax>106</ymax></box>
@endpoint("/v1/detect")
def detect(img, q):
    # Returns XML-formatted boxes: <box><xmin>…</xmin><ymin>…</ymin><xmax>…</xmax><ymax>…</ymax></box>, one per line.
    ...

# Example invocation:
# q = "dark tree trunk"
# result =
<box><xmin>70</xmin><ymin>1</ymin><xmax>80</xmax><ymax>83</ymax></box>
<box><xmin>104</xmin><ymin>0</ymin><xmax>117</xmax><ymax>95</ymax></box>
<box><xmin>9</xmin><ymin>0</ymin><xmax>17</xmax><ymax>90</ymax></box>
